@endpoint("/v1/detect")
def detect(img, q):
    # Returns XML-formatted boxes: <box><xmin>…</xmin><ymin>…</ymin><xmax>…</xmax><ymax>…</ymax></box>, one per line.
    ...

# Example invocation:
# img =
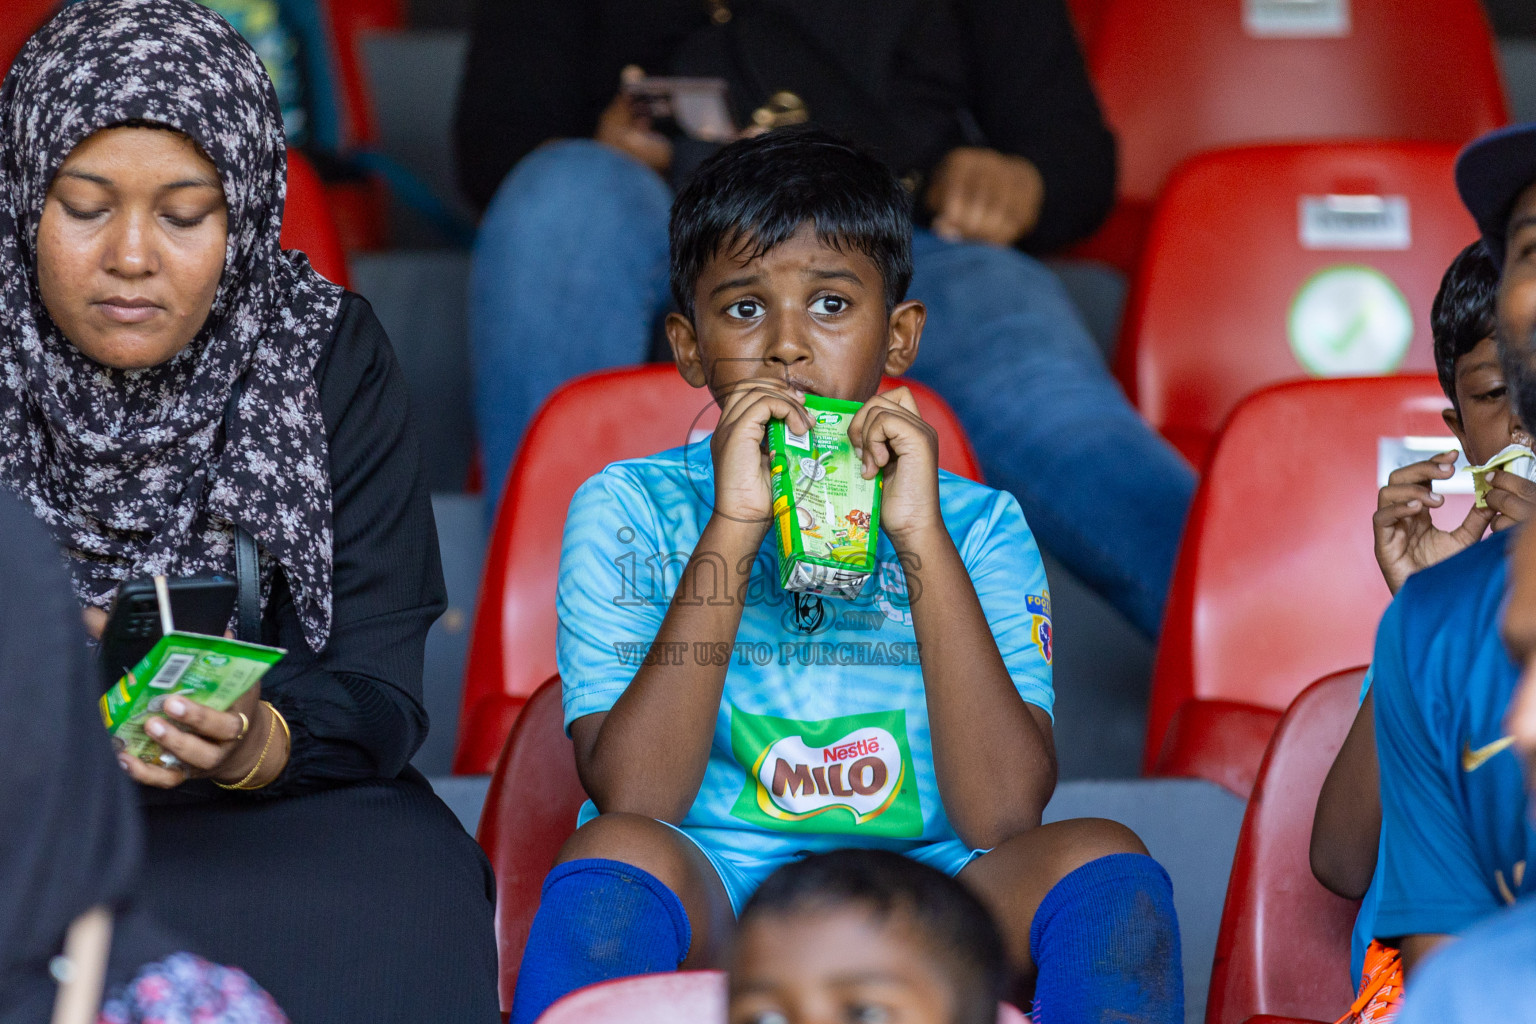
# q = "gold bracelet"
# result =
<box><xmin>215</xmin><ymin>701</ymin><xmax>286</xmax><ymax>791</ymax></box>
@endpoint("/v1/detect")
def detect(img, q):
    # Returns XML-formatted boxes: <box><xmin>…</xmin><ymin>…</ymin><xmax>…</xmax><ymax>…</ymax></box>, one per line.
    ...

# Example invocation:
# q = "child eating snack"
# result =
<box><xmin>510</xmin><ymin>126</ymin><xmax>1183</xmax><ymax>1024</ymax></box>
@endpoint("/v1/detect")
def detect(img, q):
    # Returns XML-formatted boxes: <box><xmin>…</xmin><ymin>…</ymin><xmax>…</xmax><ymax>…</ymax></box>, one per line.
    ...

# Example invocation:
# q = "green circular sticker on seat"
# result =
<box><xmin>1287</xmin><ymin>265</ymin><xmax>1413</xmax><ymax>376</ymax></box>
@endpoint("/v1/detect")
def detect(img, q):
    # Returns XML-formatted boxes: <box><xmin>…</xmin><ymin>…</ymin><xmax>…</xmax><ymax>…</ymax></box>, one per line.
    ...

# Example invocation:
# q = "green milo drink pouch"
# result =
<box><xmin>768</xmin><ymin>395</ymin><xmax>883</xmax><ymax>600</ymax></box>
<box><xmin>99</xmin><ymin>633</ymin><xmax>284</xmax><ymax>768</ymax></box>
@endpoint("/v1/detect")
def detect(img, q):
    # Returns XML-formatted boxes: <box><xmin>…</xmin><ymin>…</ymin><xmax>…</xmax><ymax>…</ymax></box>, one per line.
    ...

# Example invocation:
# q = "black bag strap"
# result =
<box><xmin>222</xmin><ymin>377</ymin><xmax>261</xmax><ymax>643</ymax></box>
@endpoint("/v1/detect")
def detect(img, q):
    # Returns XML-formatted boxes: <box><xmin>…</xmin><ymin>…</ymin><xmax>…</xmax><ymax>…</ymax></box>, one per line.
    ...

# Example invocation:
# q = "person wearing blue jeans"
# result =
<box><xmin>470</xmin><ymin>140</ymin><xmax>1194</xmax><ymax>636</ymax></box>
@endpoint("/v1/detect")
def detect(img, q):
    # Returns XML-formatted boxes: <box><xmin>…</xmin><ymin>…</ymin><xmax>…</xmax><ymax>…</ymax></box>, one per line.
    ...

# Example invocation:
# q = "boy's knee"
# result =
<box><xmin>1057</xmin><ymin>817</ymin><xmax>1149</xmax><ymax>862</ymax></box>
<box><xmin>556</xmin><ymin>812</ymin><xmax>700</xmax><ymax>896</ymax></box>
<box><xmin>1033</xmin><ymin>817</ymin><xmax>1151</xmax><ymax>888</ymax></box>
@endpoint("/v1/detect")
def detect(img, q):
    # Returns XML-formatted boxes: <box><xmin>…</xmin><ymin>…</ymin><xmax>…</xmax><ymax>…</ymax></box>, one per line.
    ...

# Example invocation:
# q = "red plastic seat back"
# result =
<box><xmin>0</xmin><ymin>1</ymin><xmax>56</xmax><ymax>80</ymax></box>
<box><xmin>1146</xmin><ymin>375</ymin><xmax>1470</xmax><ymax>770</ymax></box>
<box><xmin>1065</xmin><ymin>0</ymin><xmax>1109</xmax><ymax>46</ymax></box>
<box><xmin>1084</xmin><ymin>0</ymin><xmax>1504</xmax><ymax>270</ymax></box>
<box><xmin>1150</xmin><ymin>700</ymin><xmax>1285</xmax><ymax>799</ymax></box>
<box><xmin>476</xmin><ymin>676</ymin><xmax>587</xmax><ymax>1013</ymax></box>
<box><xmin>539</xmin><ymin>971</ymin><xmax>1032</xmax><ymax>1024</ymax></box>
<box><xmin>280</xmin><ymin>148</ymin><xmax>350</xmax><ymax>289</ymax></box>
<box><xmin>453</xmin><ymin>366</ymin><xmax>984</xmax><ymax>773</ymax></box>
<box><xmin>1206</xmin><ymin>669</ymin><xmax>1363</xmax><ymax>1024</ymax></box>
<box><xmin>1119</xmin><ymin>142</ymin><xmax>1476</xmax><ymax>467</ymax></box>
<box><xmin>320</xmin><ymin>0</ymin><xmax>404</xmax><ymax>149</ymax></box>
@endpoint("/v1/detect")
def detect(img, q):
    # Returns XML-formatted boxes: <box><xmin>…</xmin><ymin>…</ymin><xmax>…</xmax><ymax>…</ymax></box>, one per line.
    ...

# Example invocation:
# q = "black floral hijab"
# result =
<box><xmin>0</xmin><ymin>0</ymin><xmax>342</xmax><ymax>651</ymax></box>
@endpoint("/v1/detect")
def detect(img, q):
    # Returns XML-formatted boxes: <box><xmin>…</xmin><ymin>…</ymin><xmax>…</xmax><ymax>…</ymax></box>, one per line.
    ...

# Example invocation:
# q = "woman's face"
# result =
<box><xmin>36</xmin><ymin>126</ymin><xmax>228</xmax><ymax>370</ymax></box>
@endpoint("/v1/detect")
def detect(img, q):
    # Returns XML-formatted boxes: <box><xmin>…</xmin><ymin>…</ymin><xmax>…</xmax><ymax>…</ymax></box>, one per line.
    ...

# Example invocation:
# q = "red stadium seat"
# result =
<box><xmin>321</xmin><ymin>0</ymin><xmax>404</xmax><ymax>149</ymax></box>
<box><xmin>1145</xmin><ymin>375</ymin><xmax>1470</xmax><ymax>779</ymax></box>
<box><xmin>476</xmin><ymin>676</ymin><xmax>587</xmax><ymax>1012</ymax></box>
<box><xmin>1149</xmin><ymin>700</ymin><xmax>1284</xmax><ymax>800</ymax></box>
<box><xmin>1076</xmin><ymin>0</ymin><xmax>1505</xmax><ymax>271</ymax></box>
<box><xmin>281</xmin><ymin>148</ymin><xmax>351</xmax><ymax>289</ymax></box>
<box><xmin>453</xmin><ymin>365</ymin><xmax>984</xmax><ymax>774</ymax></box>
<box><xmin>1205</xmin><ymin>670</ymin><xmax>1363</xmax><ymax>1024</ymax></box>
<box><xmin>1118</xmin><ymin>142</ymin><xmax>1476</xmax><ymax>468</ymax></box>
<box><xmin>537</xmin><ymin>971</ymin><xmax>1032</xmax><ymax>1024</ymax></box>
<box><xmin>0</xmin><ymin>1</ymin><xmax>55</xmax><ymax>80</ymax></box>
<box><xmin>1064</xmin><ymin>0</ymin><xmax>1109</xmax><ymax>45</ymax></box>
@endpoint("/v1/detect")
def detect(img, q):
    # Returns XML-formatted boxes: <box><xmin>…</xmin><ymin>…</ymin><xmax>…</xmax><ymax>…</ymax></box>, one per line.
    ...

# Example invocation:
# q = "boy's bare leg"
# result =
<box><xmin>959</xmin><ymin>817</ymin><xmax>1152</xmax><ymax>987</ymax></box>
<box><xmin>555</xmin><ymin>811</ymin><xmax>737</xmax><ymax>968</ymax></box>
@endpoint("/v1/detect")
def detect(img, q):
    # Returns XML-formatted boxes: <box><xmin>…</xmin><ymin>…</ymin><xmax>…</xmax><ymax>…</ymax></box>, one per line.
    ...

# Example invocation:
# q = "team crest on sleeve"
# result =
<box><xmin>1026</xmin><ymin>592</ymin><xmax>1053</xmax><ymax>665</ymax></box>
<box><xmin>728</xmin><ymin>706</ymin><xmax>922</xmax><ymax>837</ymax></box>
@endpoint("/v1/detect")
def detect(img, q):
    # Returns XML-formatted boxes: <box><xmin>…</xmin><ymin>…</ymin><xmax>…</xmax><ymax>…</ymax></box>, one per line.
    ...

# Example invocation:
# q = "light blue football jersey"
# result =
<box><xmin>557</xmin><ymin>438</ymin><xmax>1053</xmax><ymax>866</ymax></box>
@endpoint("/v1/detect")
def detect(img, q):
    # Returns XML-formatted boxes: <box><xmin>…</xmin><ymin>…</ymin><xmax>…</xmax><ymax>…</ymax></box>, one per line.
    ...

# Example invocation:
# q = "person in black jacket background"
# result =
<box><xmin>455</xmin><ymin>0</ymin><xmax>1195</xmax><ymax>638</ymax></box>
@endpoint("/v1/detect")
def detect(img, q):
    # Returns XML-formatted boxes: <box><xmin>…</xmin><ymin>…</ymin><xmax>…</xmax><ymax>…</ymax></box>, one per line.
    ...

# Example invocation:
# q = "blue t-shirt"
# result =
<box><xmin>1395</xmin><ymin>897</ymin><xmax>1536</xmax><ymax>1024</ymax></box>
<box><xmin>1373</xmin><ymin>530</ymin><xmax>1536</xmax><ymax>942</ymax></box>
<box><xmin>556</xmin><ymin>439</ymin><xmax>1054</xmax><ymax>864</ymax></box>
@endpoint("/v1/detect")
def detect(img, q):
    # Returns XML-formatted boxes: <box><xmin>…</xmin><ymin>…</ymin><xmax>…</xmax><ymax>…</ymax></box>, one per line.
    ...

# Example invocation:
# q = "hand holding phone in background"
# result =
<box><xmin>595</xmin><ymin>66</ymin><xmax>676</xmax><ymax>173</ymax></box>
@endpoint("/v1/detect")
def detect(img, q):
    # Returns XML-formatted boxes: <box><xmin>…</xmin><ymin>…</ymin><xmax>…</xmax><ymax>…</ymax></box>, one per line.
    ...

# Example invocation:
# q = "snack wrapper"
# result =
<box><xmin>767</xmin><ymin>395</ymin><xmax>883</xmax><ymax>599</ymax></box>
<box><xmin>100</xmin><ymin>633</ymin><xmax>284</xmax><ymax>767</ymax></box>
<box><xmin>1471</xmin><ymin>443</ymin><xmax>1536</xmax><ymax>508</ymax></box>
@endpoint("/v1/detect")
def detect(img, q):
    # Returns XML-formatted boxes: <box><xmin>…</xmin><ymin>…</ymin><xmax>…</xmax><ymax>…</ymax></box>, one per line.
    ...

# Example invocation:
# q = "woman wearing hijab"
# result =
<box><xmin>0</xmin><ymin>1</ymin><xmax>499</xmax><ymax>1020</ymax></box>
<box><xmin>0</xmin><ymin>489</ymin><xmax>287</xmax><ymax>1023</ymax></box>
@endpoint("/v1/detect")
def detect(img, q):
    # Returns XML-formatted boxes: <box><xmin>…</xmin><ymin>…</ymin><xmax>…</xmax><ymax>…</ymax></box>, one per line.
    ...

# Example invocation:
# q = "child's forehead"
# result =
<box><xmin>709</xmin><ymin>224</ymin><xmax>876</xmax><ymax>277</ymax></box>
<box><xmin>1456</xmin><ymin>335</ymin><xmax>1500</xmax><ymax>372</ymax></box>
<box><xmin>740</xmin><ymin>902</ymin><xmax>929</xmax><ymax>957</ymax></box>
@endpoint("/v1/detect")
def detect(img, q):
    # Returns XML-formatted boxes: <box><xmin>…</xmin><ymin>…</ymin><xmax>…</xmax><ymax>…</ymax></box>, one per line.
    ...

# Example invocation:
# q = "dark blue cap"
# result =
<box><xmin>1456</xmin><ymin>122</ymin><xmax>1536</xmax><ymax>269</ymax></box>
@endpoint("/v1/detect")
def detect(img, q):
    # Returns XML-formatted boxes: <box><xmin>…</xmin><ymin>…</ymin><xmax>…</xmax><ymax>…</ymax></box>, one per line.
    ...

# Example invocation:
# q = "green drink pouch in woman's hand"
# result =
<box><xmin>100</xmin><ymin>634</ymin><xmax>284</xmax><ymax>767</ymax></box>
<box><xmin>768</xmin><ymin>395</ymin><xmax>883</xmax><ymax>600</ymax></box>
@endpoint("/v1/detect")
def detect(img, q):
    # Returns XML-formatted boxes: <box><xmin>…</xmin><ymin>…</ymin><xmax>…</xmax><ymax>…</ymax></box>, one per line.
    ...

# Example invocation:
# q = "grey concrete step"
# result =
<box><xmin>351</xmin><ymin>250</ymin><xmax>475</xmax><ymax>493</ymax></box>
<box><xmin>413</xmin><ymin>493</ymin><xmax>487</xmax><ymax>776</ymax></box>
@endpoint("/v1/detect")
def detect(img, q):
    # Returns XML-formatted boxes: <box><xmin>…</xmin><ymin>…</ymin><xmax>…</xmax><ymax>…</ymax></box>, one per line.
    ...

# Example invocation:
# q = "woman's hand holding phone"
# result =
<box><xmin>595</xmin><ymin>69</ymin><xmax>673</xmax><ymax>174</ymax></box>
<box><xmin>116</xmin><ymin>682</ymin><xmax>282</xmax><ymax>789</ymax></box>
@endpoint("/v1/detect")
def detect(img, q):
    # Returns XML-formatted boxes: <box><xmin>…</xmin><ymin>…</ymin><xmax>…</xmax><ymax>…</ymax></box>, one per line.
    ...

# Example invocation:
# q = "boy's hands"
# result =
<box><xmin>1373</xmin><ymin>452</ymin><xmax>1494</xmax><ymax>594</ymax></box>
<box><xmin>847</xmin><ymin>387</ymin><xmax>941</xmax><ymax>542</ymax></box>
<box><xmin>1483</xmin><ymin>469</ymin><xmax>1536</xmax><ymax>531</ymax></box>
<box><xmin>711</xmin><ymin>378</ymin><xmax>810</xmax><ymax>531</ymax></box>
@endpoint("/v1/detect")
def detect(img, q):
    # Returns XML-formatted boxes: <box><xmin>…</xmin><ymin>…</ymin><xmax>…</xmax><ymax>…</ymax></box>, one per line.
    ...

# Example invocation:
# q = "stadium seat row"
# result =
<box><xmin>1070</xmin><ymin>0</ymin><xmax>1505</xmax><ymax>273</ymax></box>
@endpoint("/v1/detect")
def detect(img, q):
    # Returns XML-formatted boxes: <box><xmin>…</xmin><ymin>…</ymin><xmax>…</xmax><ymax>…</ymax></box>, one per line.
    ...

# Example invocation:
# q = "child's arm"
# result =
<box><xmin>569</xmin><ymin>380</ymin><xmax>811</xmax><ymax>824</ymax></box>
<box><xmin>1310</xmin><ymin>689</ymin><xmax>1380</xmax><ymax>899</ymax></box>
<box><xmin>849</xmin><ymin>389</ymin><xmax>1056</xmax><ymax>850</ymax></box>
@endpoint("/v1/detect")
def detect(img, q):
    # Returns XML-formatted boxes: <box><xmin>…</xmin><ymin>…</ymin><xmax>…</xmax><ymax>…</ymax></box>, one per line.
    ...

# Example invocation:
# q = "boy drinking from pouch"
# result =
<box><xmin>510</xmin><ymin>127</ymin><xmax>1182</xmax><ymax>1024</ymax></box>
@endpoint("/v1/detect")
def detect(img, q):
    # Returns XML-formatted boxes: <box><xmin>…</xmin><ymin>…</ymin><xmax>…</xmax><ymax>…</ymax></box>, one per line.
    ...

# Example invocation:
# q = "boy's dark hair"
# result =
<box><xmin>1432</xmin><ymin>240</ymin><xmax>1500</xmax><ymax>410</ymax></box>
<box><xmin>669</xmin><ymin>126</ymin><xmax>913</xmax><ymax>319</ymax></box>
<box><xmin>738</xmin><ymin>849</ymin><xmax>1006</xmax><ymax>1024</ymax></box>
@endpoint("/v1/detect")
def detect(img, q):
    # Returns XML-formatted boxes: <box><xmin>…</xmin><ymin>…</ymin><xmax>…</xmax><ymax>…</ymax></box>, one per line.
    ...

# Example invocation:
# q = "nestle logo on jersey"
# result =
<box><xmin>825</xmin><ymin>737</ymin><xmax>880</xmax><ymax>762</ymax></box>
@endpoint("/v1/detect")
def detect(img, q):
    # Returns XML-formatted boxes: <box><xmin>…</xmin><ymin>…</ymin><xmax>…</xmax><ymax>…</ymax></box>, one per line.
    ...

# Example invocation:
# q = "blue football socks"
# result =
<box><xmin>1029</xmin><ymin>852</ymin><xmax>1184</xmax><ymax>1024</ymax></box>
<box><xmin>509</xmin><ymin>858</ymin><xmax>692</xmax><ymax>1024</ymax></box>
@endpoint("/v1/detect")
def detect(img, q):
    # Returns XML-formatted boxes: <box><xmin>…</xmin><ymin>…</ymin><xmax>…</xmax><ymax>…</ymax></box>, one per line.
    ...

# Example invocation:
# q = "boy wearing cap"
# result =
<box><xmin>1309</xmin><ymin>239</ymin><xmax>1529</xmax><ymax>1021</ymax></box>
<box><xmin>1374</xmin><ymin>155</ymin><xmax>1536</xmax><ymax>1019</ymax></box>
<box><xmin>1355</xmin><ymin>124</ymin><xmax>1536</xmax><ymax>982</ymax></box>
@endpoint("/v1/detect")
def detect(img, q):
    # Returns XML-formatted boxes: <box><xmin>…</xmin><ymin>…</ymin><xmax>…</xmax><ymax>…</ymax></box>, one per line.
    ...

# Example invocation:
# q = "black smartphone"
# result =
<box><xmin>98</xmin><ymin>575</ymin><xmax>238</xmax><ymax>690</ymax></box>
<box><xmin>621</xmin><ymin>75</ymin><xmax>735</xmax><ymax>142</ymax></box>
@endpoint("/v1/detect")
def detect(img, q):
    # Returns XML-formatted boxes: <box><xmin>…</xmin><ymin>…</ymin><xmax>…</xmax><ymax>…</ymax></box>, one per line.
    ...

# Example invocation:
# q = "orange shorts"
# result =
<box><xmin>1334</xmin><ymin>941</ymin><xmax>1402</xmax><ymax>1024</ymax></box>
